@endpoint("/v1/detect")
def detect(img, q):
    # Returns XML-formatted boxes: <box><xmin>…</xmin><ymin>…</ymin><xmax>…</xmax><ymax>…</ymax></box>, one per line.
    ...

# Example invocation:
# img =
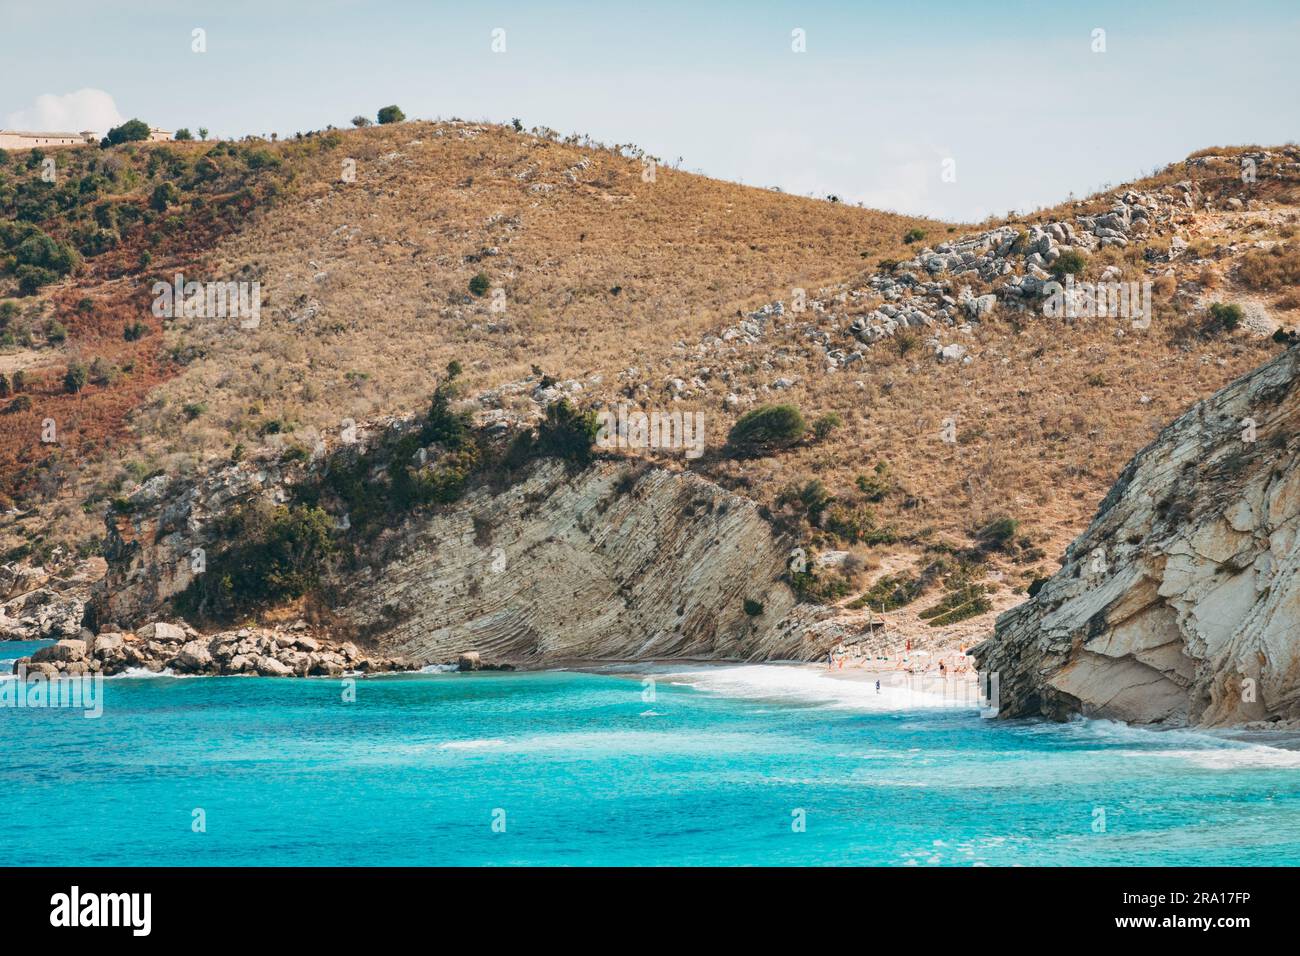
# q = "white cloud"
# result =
<box><xmin>4</xmin><ymin>89</ymin><xmax>126</xmax><ymax>135</ymax></box>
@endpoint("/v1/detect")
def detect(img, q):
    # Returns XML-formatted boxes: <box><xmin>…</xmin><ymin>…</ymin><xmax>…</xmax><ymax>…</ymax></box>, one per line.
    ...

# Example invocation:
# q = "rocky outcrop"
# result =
<box><xmin>972</xmin><ymin>346</ymin><xmax>1300</xmax><ymax>726</ymax></box>
<box><xmin>324</xmin><ymin>459</ymin><xmax>815</xmax><ymax>664</ymax></box>
<box><xmin>0</xmin><ymin>557</ymin><xmax>103</xmax><ymax>641</ymax></box>
<box><xmin>10</xmin><ymin>620</ymin><xmax>414</xmax><ymax>678</ymax></box>
<box><xmin>89</xmin><ymin>439</ymin><xmax>834</xmax><ymax>668</ymax></box>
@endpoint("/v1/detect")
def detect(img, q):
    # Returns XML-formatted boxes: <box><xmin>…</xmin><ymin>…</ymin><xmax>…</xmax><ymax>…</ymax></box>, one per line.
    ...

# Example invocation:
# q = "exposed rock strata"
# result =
<box><xmin>973</xmin><ymin>346</ymin><xmax>1300</xmax><ymax>726</ymax></box>
<box><xmin>88</xmin><ymin>448</ymin><xmax>834</xmax><ymax>668</ymax></box>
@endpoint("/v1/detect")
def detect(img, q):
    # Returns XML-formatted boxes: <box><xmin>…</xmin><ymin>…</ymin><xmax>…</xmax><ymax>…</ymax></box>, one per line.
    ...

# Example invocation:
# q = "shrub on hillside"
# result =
<box><xmin>468</xmin><ymin>272</ymin><xmax>490</xmax><ymax>297</ymax></box>
<box><xmin>727</xmin><ymin>404</ymin><xmax>805</xmax><ymax>456</ymax></box>
<box><xmin>536</xmin><ymin>399</ymin><xmax>599</xmax><ymax>465</ymax></box>
<box><xmin>176</xmin><ymin>501</ymin><xmax>336</xmax><ymax>621</ymax></box>
<box><xmin>1209</xmin><ymin>301</ymin><xmax>1243</xmax><ymax>331</ymax></box>
<box><xmin>903</xmin><ymin>228</ymin><xmax>925</xmax><ymax>244</ymax></box>
<box><xmin>377</xmin><ymin>105</ymin><xmax>406</xmax><ymax>125</ymax></box>
<box><xmin>63</xmin><ymin>362</ymin><xmax>88</xmax><ymax>394</ymax></box>
<box><xmin>150</xmin><ymin>182</ymin><xmax>180</xmax><ymax>211</ymax></box>
<box><xmin>811</xmin><ymin>412</ymin><xmax>842</xmax><ymax>440</ymax></box>
<box><xmin>855</xmin><ymin>462</ymin><xmax>892</xmax><ymax>502</ymax></box>
<box><xmin>1050</xmin><ymin>249</ymin><xmax>1087</xmax><ymax>279</ymax></box>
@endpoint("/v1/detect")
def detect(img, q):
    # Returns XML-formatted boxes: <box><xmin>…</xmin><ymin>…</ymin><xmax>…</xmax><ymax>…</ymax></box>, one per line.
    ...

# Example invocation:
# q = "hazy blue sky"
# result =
<box><xmin>2</xmin><ymin>0</ymin><xmax>1296</xmax><ymax>220</ymax></box>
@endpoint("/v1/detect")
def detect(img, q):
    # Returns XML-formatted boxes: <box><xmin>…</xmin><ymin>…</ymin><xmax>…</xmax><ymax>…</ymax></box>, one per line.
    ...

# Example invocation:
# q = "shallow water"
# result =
<box><xmin>2</xmin><ymin>653</ymin><xmax>1298</xmax><ymax>866</ymax></box>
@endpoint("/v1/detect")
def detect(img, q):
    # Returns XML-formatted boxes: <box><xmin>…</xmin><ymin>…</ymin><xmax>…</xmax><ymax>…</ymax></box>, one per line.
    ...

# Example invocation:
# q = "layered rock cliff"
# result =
<box><xmin>973</xmin><ymin>346</ymin><xmax>1300</xmax><ymax>726</ymax></box>
<box><xmin>89</xmin><ymin>443</ymin><xmax>832</xmax><ymax>667</ymax></box>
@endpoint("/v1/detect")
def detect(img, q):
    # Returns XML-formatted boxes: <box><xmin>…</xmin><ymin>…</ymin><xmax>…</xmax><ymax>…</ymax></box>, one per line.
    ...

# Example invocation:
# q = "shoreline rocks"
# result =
<box><xmin>9</xmin><ymin>620</ymin><xmax>420</xmax><ymax>679</ymax></box>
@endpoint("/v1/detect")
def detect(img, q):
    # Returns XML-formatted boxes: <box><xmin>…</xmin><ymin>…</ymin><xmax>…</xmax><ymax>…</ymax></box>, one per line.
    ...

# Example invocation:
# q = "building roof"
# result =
<box><xmin>0</xmin><ymin>130</ymin><xmax>88</xmax><ymax>138</ymax></box>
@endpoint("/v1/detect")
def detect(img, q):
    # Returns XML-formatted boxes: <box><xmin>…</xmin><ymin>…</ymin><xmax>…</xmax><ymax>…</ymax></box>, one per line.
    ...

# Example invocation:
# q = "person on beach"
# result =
<box><xmin>875</xmin><ymin>680</ymin><xmax>880</xmax><ymax>694</ymax></box>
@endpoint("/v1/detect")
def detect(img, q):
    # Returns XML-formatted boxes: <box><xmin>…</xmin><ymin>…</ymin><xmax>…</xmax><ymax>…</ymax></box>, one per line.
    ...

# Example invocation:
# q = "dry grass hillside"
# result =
<box><xmin>2</xmin><ymin>121</ymin><xmax>1298</xmax><ymax>651</ymax></box>
<box><xmin>144</xmin><ymin>120</ymin><xmax>939</xmax><ymax>459</ymax></box>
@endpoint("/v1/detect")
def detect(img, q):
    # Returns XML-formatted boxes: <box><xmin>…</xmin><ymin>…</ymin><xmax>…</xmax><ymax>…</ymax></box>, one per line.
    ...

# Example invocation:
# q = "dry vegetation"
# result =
<box><xmin>2</xmin><ymin>123</ymin><xmax>1296</xmax><ymax>631</ymax></box>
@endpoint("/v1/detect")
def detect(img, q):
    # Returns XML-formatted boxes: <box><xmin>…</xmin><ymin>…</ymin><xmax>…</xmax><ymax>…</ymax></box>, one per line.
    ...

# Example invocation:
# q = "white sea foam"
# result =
<box><xmin>438</xmin><ymin>738</ymin><xmax>506</xmax><ymax>750</ymax></box>
<box><xmin>1033</xmin><ymin>716</ymin><xmax>1300</xmax><ymax>769</ymax></box>
<box><xmin>646</xmin><ymin>663</ymin><xmax>977</xmax><ymax>713</ymax></box>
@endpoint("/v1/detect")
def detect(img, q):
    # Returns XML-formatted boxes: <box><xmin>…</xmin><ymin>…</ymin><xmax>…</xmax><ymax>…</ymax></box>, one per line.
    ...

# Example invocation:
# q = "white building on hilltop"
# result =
<box><xmin>0</xmin><ymin>127</ymin><xmax>174</xmax><ymax>150</ymax></box>
<box><xmin>0</xmin><ymin>130</ymin><xmax>98</xmax><ymax>149</ymax></box>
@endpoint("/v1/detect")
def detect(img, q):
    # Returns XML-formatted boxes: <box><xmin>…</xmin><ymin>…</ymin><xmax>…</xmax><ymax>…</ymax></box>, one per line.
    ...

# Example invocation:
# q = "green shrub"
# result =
<box><xmin>903</xmin><ymin>228</ymin><xmax>925</xmax><ymax>244</ymax></box>
<box><xmin>743</xmin><ymin>598</ymin><xmax>764</xmax><ymax>616</ymax></box>
<box><xmin>727</xmin><ymin>404</ymin><xmax>805</xmax><ymax>456</ymax></box>
<box><xmin>377</xmin><ymin>105</ymin><xmax>406</xmax><ymax>125</ymax></box>
<box><xmin>16</xmin><ymin>265</ymin><xmax>58</xmax><ymax>296</ymax></box>
<box><xmin>176</xmin><ymin>501</ymin><xmax>336</xmax><ymax>621</ymax></box>
<box><xmin>4</xmin><ymin>394</ymin><xmax>32</xmax><ymax>414</ymax></box>
<box><xmin>101</xmin><ymin>119</ymin><xmax>151</xmax><ymax>147</ymax></box>
<box><xmin>919</xmin><ymin>582</ymin><xmax>991</xmax><ymax>626</ymax></box>
<box><xmin>855</xmin><ymin>462</ymin><xmax>892</xmax><ymax>502</ymax></box>
<box><xmin>790</xmin><ymin>569</ymin><xmax>855</xmax><ymax>603</ymax></box>
<box><xmin>779</xmin><ymin>479</ymin><xmax>833</xmax><ymax>525</ymax></box>
<box><xmin>63</xmin><ymin>362</ymin><xmax>88</xmax><ymax>393</ymax></box>
<box><xmin>150</xmin><ymin>182</ymin><xmax>180</xmax><ymax>211</ymax></box>
<box><xmin>536</xmin><ymin>399</ymin><xmax>598</xmax><ymax>465</ymax></box>
<box><xmin>468</xmin><ymin>272</ymin><xmax>490</xmax><ymax>297</ymax></box>
<box><xmin>975</xmin><ymin>516</ymin><xmax>1019</xmax><ymax>551</ymax></box>
<box><xmin>847</xmin><ymin>573</ymin><xmax>923</xmax><ymax>611</ymax></box>
<box><xmin>174</xmin><ymin>128</ymin><xmax>193</xmax><ymax>141</ymax></box>
<box><xmin>811</xmin><ymin>412</ymin><xmax>842</xmax><ymax>440</ymax></box>
<box><xmin>1209</xmin><ymin>301</ymin><xmax>1243</xmax><ymax>330</ymax></box>
<box><xmin>1050</xmin><ymin>249</ymin><xmax>1087</xmax><ymax>279</ymax></box>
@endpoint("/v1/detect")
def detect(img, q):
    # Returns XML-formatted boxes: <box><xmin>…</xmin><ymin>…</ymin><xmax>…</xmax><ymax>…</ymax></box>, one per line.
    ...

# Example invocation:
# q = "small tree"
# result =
<box><xmin>198</xmin><ymin>128</ymin><xmax>209</xmax><ymax>141</ymax></box>
<box><xmin>64</xmin><ymin>362</ymin><xmax>88</xmax><ymax>394</ymax></box>
<box><xmin>377</xmin><ymin>105</ymin><xmax>405</xmax><ymax>125</ymax></box>
<box><xmin>0</xmin><ymin>373</ymin><xmax>9</xmax><ymax>398</ymax></box>
<box><xmin>727</xmin><ymin>404</ymin><xmax>806</xmax><ymax>456</ymax></box>
<box><xmin>174</xmin><ymin>128</ymin><xmax>193</xmax><ymax>141</ymax></box>
<box><xmin>11</xmin><ymin>370</ymin><xmax>25</xmax><ymax>392</ymax></box>
<box><xmin>468</xmin><ymin>272</ymin><xmax>490</xmax><ymax>297</ymax></box>
<box><xmin>351</xmin><ymin>116</ymin><xmax>373</xmax><ymax>128</ymax></box>
<box><xmin>101</xmin><ymin>119</ymin><xmax>151</xmax><ymax>148</ymax></box>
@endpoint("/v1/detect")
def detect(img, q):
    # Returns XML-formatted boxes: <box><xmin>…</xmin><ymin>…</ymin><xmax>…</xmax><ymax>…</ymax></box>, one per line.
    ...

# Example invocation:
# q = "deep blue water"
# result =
<box><xmin>3</xmin><ymin>643</ymin><xmax>1300</xmax><ymax>866</ymax></box>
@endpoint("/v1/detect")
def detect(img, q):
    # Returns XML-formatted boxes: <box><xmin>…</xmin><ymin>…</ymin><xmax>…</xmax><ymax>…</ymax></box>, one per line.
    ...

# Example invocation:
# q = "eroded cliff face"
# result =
<box><xmin>973</xmin><ymin>347</ymin><xmax>1300</xmax><ymax>726</ymax></box>
<box><xmin>90</xmin><ymin>451</ymin><xmax>832</xmax><ymax>666</ymax></box>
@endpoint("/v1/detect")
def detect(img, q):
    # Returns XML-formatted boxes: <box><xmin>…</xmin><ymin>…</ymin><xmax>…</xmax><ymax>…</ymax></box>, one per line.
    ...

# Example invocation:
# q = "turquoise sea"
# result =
<box><xmin>3</xmin><ymin>639</ymin><xmax>1300</xmax><ymax>866</ymax></box>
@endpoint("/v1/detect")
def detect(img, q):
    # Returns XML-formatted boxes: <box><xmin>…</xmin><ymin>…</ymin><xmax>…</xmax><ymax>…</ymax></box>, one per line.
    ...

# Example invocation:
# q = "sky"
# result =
<box><xmin>1</xmin><ymin>0</ymin><xmax>1297</xmax><ymax>222</ymax></box>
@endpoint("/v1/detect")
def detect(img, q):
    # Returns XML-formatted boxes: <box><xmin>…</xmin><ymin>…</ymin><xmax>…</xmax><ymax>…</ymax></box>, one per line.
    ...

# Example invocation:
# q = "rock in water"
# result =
<box><xmin>973</xmin><ymin>346</ymin><xmax>1300</xmax><ymax>726</ymax></box>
